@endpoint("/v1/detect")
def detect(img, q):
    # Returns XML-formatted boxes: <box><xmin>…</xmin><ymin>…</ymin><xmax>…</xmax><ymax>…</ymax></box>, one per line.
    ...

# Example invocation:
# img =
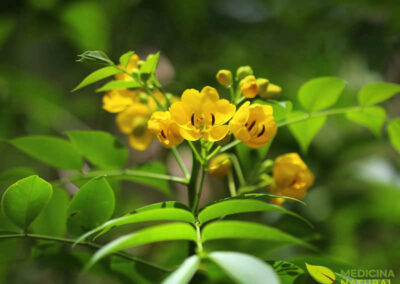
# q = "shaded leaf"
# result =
<box><xmin>298</xmin><ymin>77</ymin><xmax>346</xmax><ymax>112</ymax></box>
<box><xmin>10</xmin><ymin>136</ymin><xmax>83</xmax><ymax>170</ymax></box>
<box><xmin>162</xmin><ymin>255</ymin><xmax>200</xmax><ymax>284</ymax></box>
<box><xmin>346</xmin><ymin>106</ymin><xmax>386</xmax><ymax>137</ymax></box>
<box><xmin>86</xmin><ymin>223</ymin><xmax>196</xmax><ymax>269</ymax></box>
<box><xmin>388</xmin><ymin>118</ymin><xmax>400</xmax><ymax>154</ymax></box>
<box><xmin>1</xmin><ymin>175</ymin><xmax>52</xmax><ymax>230</ymax></box>
<box><xmin>0</xmin><ymin>167</ymin><xmax>36</xmax><ymax>191</ymax></box>
<box><xmin>72</xmin><ymin>66</ymin><xmax>119</xmax><ymax>91</ymax></box>
<box><xmin>67</xmin><ymin>177</ymin><xmax>115</xmax><ymax>235</ymax></box>
<box><xmin>132</xmin><ymin>201</ymin><xmax>191</xmax><ymax>213</ymax></box>
<box><xmin>66</xmin><ymin>130</ymin><xmax>128</xmax><ymax>169</ymax></box>
<box><xmin>209</xmin><ymin>251</ymin><xmax>280</xmax><ymax>284</ymax></box>
<box><xmin>358</xmin><ymin>82</ymin><xmax>400</xmax><ymax>106</ymax></box>
<box><xmin>198</xmin><ymin>199</ymin><xmax>312</xmax><ymax>227</ymax></box>
<box><xmin>287</xmin><ymin>111</ymin><xmax>326</xmax><ymax>153</ymax></box>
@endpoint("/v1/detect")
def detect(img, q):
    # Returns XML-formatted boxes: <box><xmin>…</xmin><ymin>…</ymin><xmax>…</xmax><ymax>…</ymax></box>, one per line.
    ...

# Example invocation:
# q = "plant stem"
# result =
<box><xmin>171</xmin><ymin>146</ymin><xmax>190</xmax><ymax>179</ymax></box>
<box><xmin>192</xmin><ymin>166</ymin><xmax>206</xmax><ymax>214</ymax></box>
<box><xmin>195</xmin><ymin>223</ymin><xmax>203</xmax><ymax>255</ymax></box>
<box><xmin>187</xmin><ymin>141</ymin><xmax>204</xmax><ymax>165</ymax></box>
<box><xmin>0</xmin><ymin>233</ymin><xmax>170</xmax><ymax>272</ymax></box>
<box><xmin>187</xmin><ymin>151</ymin><xmax>200</xmax><ymax>208</ymax></box>
<box><xmin>228</xmin><ymin>154</ymin><xmax>245</xmax><ymax>187</ymax></box>
<box><xmin>206</xmin><ymin>145</ymin><xmax>222</xmax><ymax>161</ymax></box>
<box><xmin>227</xmin><ymin>169</ymin><xmax>237</xmax><ymax>197</ymax></box>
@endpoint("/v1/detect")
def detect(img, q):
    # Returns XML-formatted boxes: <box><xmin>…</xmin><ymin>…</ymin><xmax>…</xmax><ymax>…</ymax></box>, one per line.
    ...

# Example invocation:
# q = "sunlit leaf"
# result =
<box><xmin>346</xmin><ymin>106</ymin><xmax>386</xmax><ymax>137</ymax></box>
<box><xmin>67</xmin><ymin>177</ymin><xmax>115</xmax><ymax>235</ymax></box>
<box><xmin>162</xmin><ymin>255</ymin><xmax>200</xmax><ymax>284</ymax></box>
<box><xmin>140</xmin><ymin>52</ymin><xmax>160</xmax><ymax>75</ymax></box>
<box><xmin>198</xmin><ymin>199</ymin><xmax>312</xmax><ymax>227</ymax></box>
<box><xmin>209</xmin><ymin>251</ymin><xmax>280</xmax><ymax>284</ymax></box>
<box><xmin>86</xmin><ymin>223</ymin><xmax>196</xmax><ymax>270</ymax></box>
<box><xmin>298</xmin><ymin>77</ymin><xmax>346</xmax><ymax>112</ymax></box>
<box><xmin>202</xmin><ymin>221</ymin><xmax>310</xmax><ymax>249</ymax></box>
<box><xmin>388</xmin><ymin>118</ymin><xmax>400</xmax><ymax>154</ymax></box>
<box><xmin>10</xmin><ymin>136</ymin><xmax>83</xmax><ymax>170</ymax></box>
<box><xmin>75</xmin><ymin>208</ymin><xmax>195</xmax><ymax>245</ymax></box>
<box><xmin>96</xmin><ymin>80</ymin><xmax>141</xmax><ymax>92</ymax></box>
<box><xmin>1</xmin><ymin>175</ymin><xmax>52</xmax><ymax>230</ymax></box>
<box><xmin>66</xmin><ymin>130</ymin><xmax>128</xmax><ymax>169</ymax></box>
<box><xmin>305</xmin><ymin>263</ymin><xmax>336</xmax><ymax>284</ymax></box>
<box><xmin>119</xmin><ymin>51</ymin><xmax>135</xmax><ymax>67</ymax></box>
<box><xmin>72</xmin><ymin>66</ymin><xmax>119</xmax><ymax>91</ymax></box>
<box><xmin>32</xmin><ymin>187</ymin><xmax>69</xmax><ymax>237</ymax></box>
<box><xmin>358</xmin><ymin>82</ymin><xmax>400</xmax><ymax>106</ymax></box>
<box><xmin>287</xmin><ymin>111</ymin><xmax>326</xmax><ymax>153</ymax></box>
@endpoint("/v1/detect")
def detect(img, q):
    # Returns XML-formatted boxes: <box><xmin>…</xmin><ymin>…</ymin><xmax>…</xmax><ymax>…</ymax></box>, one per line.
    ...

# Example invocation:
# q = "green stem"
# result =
<box><xmin>54</xmin><ymin>169</ymin><xmax>188</xmax><ymax>186</ymax></box>
<box><xmin>187</xmin><ymin>152</ymin><xmax>200</xmax><ymax>208</ymax></box>
<box><xmin>187</xmin><ymin>141</ymin><xmax>204</xmax><ymax>165</ymax></box>
<box><xmin>206</xmin><ymin>145</ymin><xmax>222</xmax><ymax>161</ymax></box>
<box><xmin>227</xmin><ymin>169</ymin><xmax>237</xmax><ymax>197</ymax></box>
<box><xmin>228</xmin><ymin>154</ymin><xmax>245</xmax><ymax>187</ymax></box>
<box><xmin>192</xmin><ymin>166</ymin><xmax>206</xmax><ymax>214</ymax></box>
<box><xmin>195</xmin><ymin>223</ymin><xmax>204</xmax><ymax>255</ymax></box>
<box><xmin>171</xmin><ymin>146</ymin><xmax>190</xmax><ymax>179</ymax></box>
<box><xmin>0</xmin><ymin>233</ymin><xmax>169</xmax><ymax>272</ymax></box>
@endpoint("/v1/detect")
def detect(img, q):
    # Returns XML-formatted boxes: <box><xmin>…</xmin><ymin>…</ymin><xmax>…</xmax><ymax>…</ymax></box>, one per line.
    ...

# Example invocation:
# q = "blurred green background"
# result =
<box><xmin>0</xmin><ymin>0</ymin><xmax>399</xmax><ymax>283</ymax></box>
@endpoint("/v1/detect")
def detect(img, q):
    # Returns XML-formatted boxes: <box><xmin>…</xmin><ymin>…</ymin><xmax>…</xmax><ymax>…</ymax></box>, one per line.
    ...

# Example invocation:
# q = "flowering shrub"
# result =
<box><xmin>1</xmin><ymin>49</ymin><xmax>399</xmax><ymax>283</ymax></box>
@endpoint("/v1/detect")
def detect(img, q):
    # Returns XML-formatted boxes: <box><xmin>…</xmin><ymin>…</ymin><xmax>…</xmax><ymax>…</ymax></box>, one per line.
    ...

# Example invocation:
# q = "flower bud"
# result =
<box><xmin>260</xmin><ymin>83</ymin><xmax>282</xmax><ymax>99</ymax></box>
<box><xmin>132</xmin><ymin>117</ymin><xmax>149</xmax><ymax>137</ymax></box>
<box><xmin>236</xmin><ymin>65</ymin><xmax>254</xmax><ymax>81</ymax></box>
<box><xmin>216</xmin><ymin>69</ymin><xmax>233</xmax><ymax>88</ymax></box>
<box><xmin>138</xmin><ymin>92</ymin><xmax>149</xmax><ymax>104</ymax></box>
<box><xmin>256</xmin><ymin>78</ymin><xmax>269</xmax><ymax>97</ymax></box>
<box><xmin>240</xmin><ymin>75</ymin><xmax>258</xmax><ymax>98</ymax></box>
<box><xmin>208</xmin><ymin>154</ymin><xmax>231</xmax><ymax>177</ymax></box>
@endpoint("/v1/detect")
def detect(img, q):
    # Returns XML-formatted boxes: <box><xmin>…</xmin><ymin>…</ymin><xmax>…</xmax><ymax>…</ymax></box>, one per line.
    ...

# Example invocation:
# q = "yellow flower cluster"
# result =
<box><xmin>102</xmin><ymin>54</ymin><xmax>169</xmax><ymax>150</ymax></box>
<box><xmin>269</xmin><ymin>153</ymin><xmax>314</xmax><ymax>205</ymax></box>
<box><xmin>148</xmin><ymin>86</ymin><xmax>278</xmax><ymax>149</ymax></box>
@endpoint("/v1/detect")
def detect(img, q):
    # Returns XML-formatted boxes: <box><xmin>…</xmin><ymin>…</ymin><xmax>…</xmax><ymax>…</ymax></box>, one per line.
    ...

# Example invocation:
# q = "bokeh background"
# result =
<box><xmin>0</xmin><ymin>0</ymin><xmax>399</xmax><ymax>283</ymax></box>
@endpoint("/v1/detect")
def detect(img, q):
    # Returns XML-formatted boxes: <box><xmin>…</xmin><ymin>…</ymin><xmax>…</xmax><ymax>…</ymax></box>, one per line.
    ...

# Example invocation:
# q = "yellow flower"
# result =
<box><xmin>229</xmin><ymin>101</ymin><xmax>277</xmax><ymax>148</ymax></box>
<box><xmin>170</xmin><ymin>87</ymin><xmax>236</xmax><ymax>141</ymax></box>
<box><xmin>148</xmin><ymin>111</ymin><xmax>183</xmax><ymax>147</ymax></box>
<box><xmin>269</xmin><ymin>153</ymin><xmax>314</xmax><ymax>205</ymax></box>
<box><xmin>240</xmin><ymin>75</ymin><xmax>258</xmax><ymax>98</ymax></box>
<box><xmin>115</xmin><ymin>54</ymin><xmax>140</xmax><ymax>81</ymax></box>
<box><xmin>102</xmin><ymin>89</ymin><xmax>139</xmax><ymax>113</ymax></box>
<box><xmin>116</xmin><ymin>103</ymin><xmax>154</xmax><ymax>151</ymax></box>
<box><xmin>216</xmin><ymin>69</ymin><xmax>233</xmax><ymax>88</ymax></box>
<box><xmin>207</xmin><ymin>154</ymin><xmax>231</xmax><ymax>177</ymax></box>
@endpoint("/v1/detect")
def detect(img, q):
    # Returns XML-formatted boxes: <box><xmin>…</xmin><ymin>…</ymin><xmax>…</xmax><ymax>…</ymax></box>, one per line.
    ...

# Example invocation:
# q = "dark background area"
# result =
<box><xmin>0</xmin><ymin>0</ymin><xmax>399</xmax><ymax>283</ymax></box>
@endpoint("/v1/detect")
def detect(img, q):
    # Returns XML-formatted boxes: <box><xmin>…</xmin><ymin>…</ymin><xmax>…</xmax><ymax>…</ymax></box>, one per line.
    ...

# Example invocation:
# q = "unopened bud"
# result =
<box><xmin>236</xmin><ymin>65</ymin><xmax>254</xmax><ymax>81</ymax></box>
<box><xmin>216</xmin><ymin>69</ymin><xmax>233</xmax><ymax>88</ymax></box>
<box><xmin>138</xmin><ymin>92</ymin><xmax>149</xmax><ymax>104</ymax></box>
<box><xmin>132</xmin><ymin>118</ymin><xmax>148</xmax><ymax>137</ymax></box>
<box><xmin>240</xmin><ymin>75</ymin><xmax>258</xmax><ymax>98</ymax></box>
<box><xmin>208</xmin><ymin>154</ymin><xmax>231</xmax><ymax>177</ymax></box>
<box><xmin>256</xmin><ymin>78</ymin><xmax>270</xmax><ymax>98</ymax></box>
<box><xmin>260</xmin><ymin>83</ymin><xmax>282</xmax><ymax>99</ymax></box>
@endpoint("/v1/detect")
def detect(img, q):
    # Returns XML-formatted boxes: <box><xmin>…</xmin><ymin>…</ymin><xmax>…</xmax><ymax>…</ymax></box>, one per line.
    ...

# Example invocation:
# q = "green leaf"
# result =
<box><xmin>10</xmin><ymin>136</ymin><xmax>83</xmax><ymax>170</ymax></box>
<box><xmin>346</xmin><ymin>106</ymin><xmax>386</xmax><ymax>137</ymax></box>
<box><xmin>198</xmin><ymin>199</ymin><xmax>312</xmax><ymax>227</ymax></box>
<box><xmin>287</xmin><ymin>111</ymin><xmax>326</xmax><ymax>153</ymax></box>
<box><xmin>32</xmin><ymin>187</ymin><xmax>69</xmax><ymax>237</ymax></box>
<box><xmin>202</xmin><ymin>221</ymin><xmax>310</xmax><ymax>249</ymax></box>
<box><xmin>96</xmin><ymin>80</ymin><xmax>141</xmax><ymax>92</ymax></box>
<box><xmin>72</xmin><ymin>66</ymin><xmax>120</xmax><ymax>91</ymax></box>
<box><xmin>119</xmin><ymin>51</ymin><xmax>135</xmax><ymax>67</ymax></box>
<box><xmin>298</xmin><ymin>77</ymin><xmax>346</xmax><ymax>112</ymax></box>
<box><xmin>209</xmin><ymin>252</ymin><xmax>280</xmax><ymax>284</ymax></box>
<box><xmin>254</xmin><ymin>99</ymin><xmax>293</xmax><ymax>122</ymax></box>
<box><xmin>305</xmin><ymin>263</ymin><xmax>336</xmax><ymax>284</ymax></box>
<box><xmin>75</xmin><ymin>208</ymin><xmax>195</xmax><ymax>245</ymax></box>
<box><xmin>388</xmin><ymin>118</ymin><xmax>400</xmax><ymax>154</ymax></box>
<box><xmin>76</xmin><ymin>50</ymin><xmax>112</xmax><ymax>65</ymax></box>
<box><xmin>67</xmin><ymin>177</ymin><xmax>115</xmax><ymax>235</ymax></box>
<box><xmin>1</xmin><ymin>175</ymin><xmax>53</xmax><ymax>230</ymax></box>
<box><xmin>86</xmin><ymin>223</ymin><xmax>196</xmax><ymax>269</ymax></box>
<box><xmin>132</xmin><ymin>201</ymin><xmax>191</xmax><ymax>213</ymax></box>
<box><xmin>140</xmin><ymin>52</ymin><xmax>160</xmax><ymax>75</ymax></box>
<box><xmin>272</xmin><ymin>261</ymin><xmax>305</xmax><ymax>284</ymax></box>
<box><xmin>241</xmin><ymin>193</ymin><xmax>306</xmax><ymax>205</ymax></box>
<box><xmin>162</xmin><ymin>255</ymin><xmax>200</xmax><ymax>284</ymax></box>
<box><xmin>358</xmin><ymin>82</ymin><xmax>400</xmax><ymax>106</ymax></box>
<box><xmin>124</xmin><ymin>162</ymin><xmax>171</xmax><ymax>196</ymax></box>
<box><xmin>0</xmin><ymin>167</ymin><xmax>36</xmax><ymax>191</ymax></box>
<box><xmin>66</xmin><ymin>130</ymin><xmax>128</xmax><ymax>169</ymax></box>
